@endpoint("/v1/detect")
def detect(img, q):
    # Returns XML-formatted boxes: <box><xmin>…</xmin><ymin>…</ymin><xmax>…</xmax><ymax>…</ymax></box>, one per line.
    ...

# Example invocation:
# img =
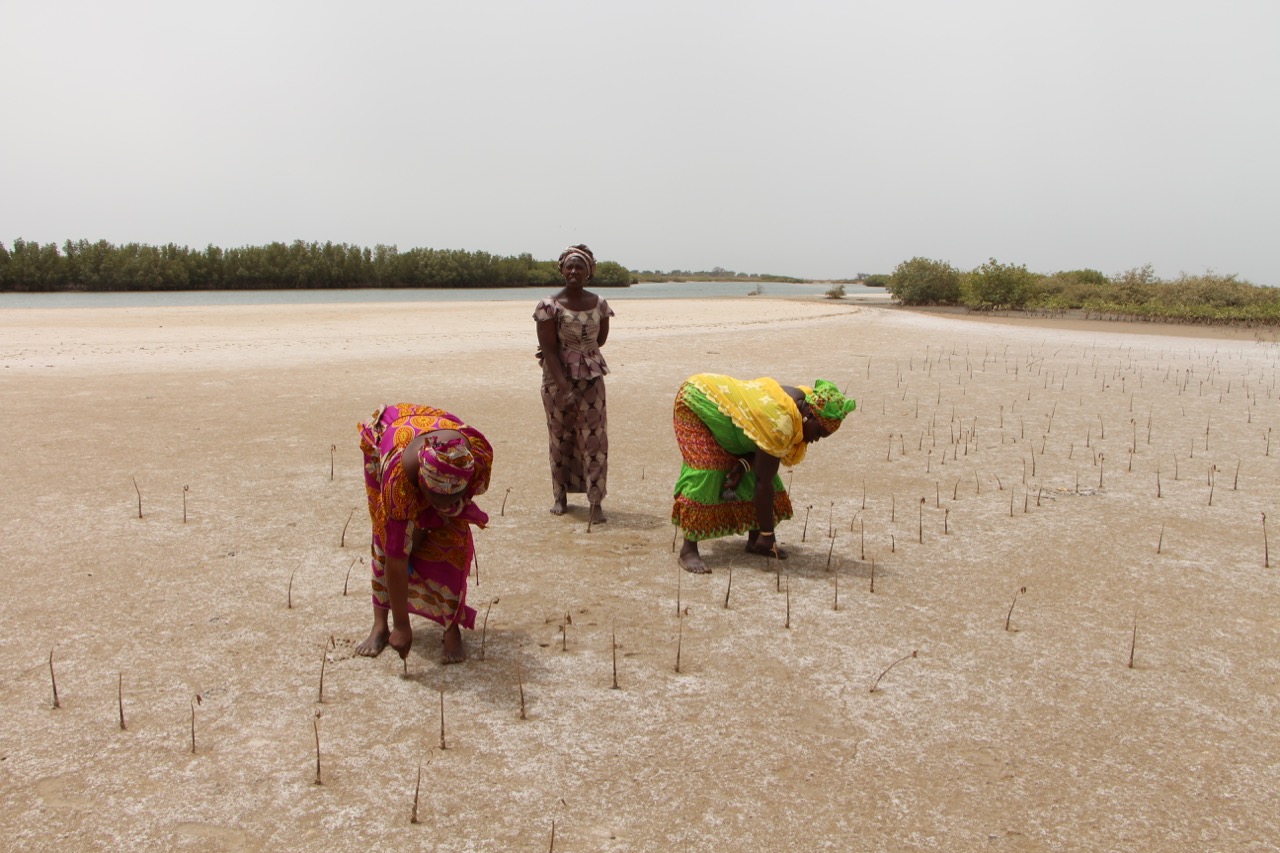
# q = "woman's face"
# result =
<box><xmin>802</xmin><ymin>416</ymin><xmax>830</xmax><ymax>444</ymax></box>
<box><xmin>561</xmin><ymin>257</ymin><xmax>589</xmax><ymax>285</ymax></box>
<box><xmin>424</xmin><ymin>487</ymin><xmax>466</xmax><ymax>516</ymax></box>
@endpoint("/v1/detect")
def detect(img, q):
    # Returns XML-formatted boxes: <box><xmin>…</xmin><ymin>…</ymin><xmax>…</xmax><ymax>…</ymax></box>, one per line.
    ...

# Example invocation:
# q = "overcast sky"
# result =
<box><xmin>2</xmin><ymin>1</ymin><xmax>1277</xmax><ymax>283</ymax></box>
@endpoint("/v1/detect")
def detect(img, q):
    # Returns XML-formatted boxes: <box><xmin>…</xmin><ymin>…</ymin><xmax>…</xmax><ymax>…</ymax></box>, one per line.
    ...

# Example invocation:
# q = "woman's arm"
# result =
<box><xmin>751</xmin><ymin>450</ymin><xmax>782</xmax><ymax>532</ymax></box>
<box><xmin>597</xmin><ymin>313</ymin><xmax>610</xmax><ymax>347</ymax></box>
<box><xmin>537</xmin><ymin>318</ymin><xmax>575</xmax><ymax>399</ymax></box>
<box><xmin>385</xmin><ymin>555</ymin><xmax>413</xmax><ymax>658</ymax></box>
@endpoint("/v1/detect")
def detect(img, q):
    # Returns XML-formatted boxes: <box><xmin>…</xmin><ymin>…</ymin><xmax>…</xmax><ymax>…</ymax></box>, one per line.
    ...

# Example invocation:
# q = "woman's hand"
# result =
<box><xmin>389</xmin><ymin>624</ymin><xmax>413</xmax><ymax>660</ymax></box>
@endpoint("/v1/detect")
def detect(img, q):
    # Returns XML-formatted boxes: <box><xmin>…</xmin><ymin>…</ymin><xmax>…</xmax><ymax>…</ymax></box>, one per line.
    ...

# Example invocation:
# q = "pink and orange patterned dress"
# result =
<box><xmin>358</xmin><ymin>403</ymin><xmax>493</xmax><ymax>629</ymax></box>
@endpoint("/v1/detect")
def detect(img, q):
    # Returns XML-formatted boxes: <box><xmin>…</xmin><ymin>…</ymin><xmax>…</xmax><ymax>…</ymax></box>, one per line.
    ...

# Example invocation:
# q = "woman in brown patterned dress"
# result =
<box><xmin>535</xmin><ymin>244</ymin><xmax>614</xmax><ymax>524</ymax></box>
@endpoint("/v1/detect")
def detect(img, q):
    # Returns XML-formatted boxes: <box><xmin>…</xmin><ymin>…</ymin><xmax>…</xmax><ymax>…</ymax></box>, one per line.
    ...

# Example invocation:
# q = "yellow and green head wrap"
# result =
<box><xmin>805</xmin><ymin>379</ymin><xmax>856</xmax><ymax>435</ymax></box>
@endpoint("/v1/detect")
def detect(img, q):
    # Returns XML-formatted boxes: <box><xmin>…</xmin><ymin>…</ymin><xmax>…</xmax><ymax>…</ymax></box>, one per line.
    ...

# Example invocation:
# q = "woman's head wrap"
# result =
<box><xmin>418</xmin><ymin>436</ymin><xmax>476</xmax><ymax>496</ymax></box>
<box><xmin>558</xmin><ymin>244</ymin><xmax>596</xmax><ymax>280</ymax></box>
<box><xmin>805</xmin><ymin>379</ymin><xmax>857</xmax><ymax>436</ymax></box>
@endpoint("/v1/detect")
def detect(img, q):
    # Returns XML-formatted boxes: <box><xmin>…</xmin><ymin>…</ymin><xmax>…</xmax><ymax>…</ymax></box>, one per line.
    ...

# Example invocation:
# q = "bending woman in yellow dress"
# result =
<box><xmin>671</xmin><ymin>375</ymin><xmax>855</xmax><ymax>573</ymax></box>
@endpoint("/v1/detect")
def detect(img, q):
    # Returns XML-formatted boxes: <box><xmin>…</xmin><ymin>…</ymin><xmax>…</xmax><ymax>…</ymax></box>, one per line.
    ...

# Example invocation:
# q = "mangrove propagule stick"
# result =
<box><xmin>49</xmin><ymin>648</ymin><xmax>60</xmax><ymax>709</ymax></box>
<box><xmin>870</xmin><ymin>650</ymin><xmax>918</xmax><ymax>693</ymax></box>
<box><xmin>611</xmin><ymin>626</ymin><xmax>619</xmax><ymax>690</ymax></box>
<box><xmin>318</xmin><ymin>648</ymin><xmax>327</xmax><ymax>703</ymax></box>
<box><xmin>410</xmin><ymin>761</ymin><xmax>423</xmax><ymax>824</ymax></box>
<box><xmin>313</xmin><ymin>712</ymin><xmax>322</xmax><ymax>785</ymax></box>
<box><xmin>1004</xmin><ymin>586</ymin><xmax>1027</xmax><ymax>631</ymax></box>
<box><xmin>1157</xmin><ymin>524</ymin><xmax>1165</xmax><ymax>554</ymax></box>
<box><xmin>517</xmin><ymin>658</ymin><xmax>527</xmax><ymax>719</ymax></box>
<box><xmin>801</xmin><ymin>505</ymin><xmax>811</xmax><ymax>542</ymax></box>
<box><xmin>723</xmin><ymin>566</ymin><xmax>733</xmax><ymax>609</ymax></box>
<box><xmin>118</xmin><ymin>672</ymin><xmax>126</xmax><ymax>730</ymax></box>
<box><xmin>439</xmin><ymin>689</ymin><xmax>446</xmax><ymax>750</ymax></box>
<box><xmin>826</xmin><ymin>535</ymin><xmax>837</xmax><ymax>569</ymax></box>
<box><xmin>784</xmin><ymin>574</ymin><xmax>791</xmax><ymax>629</ymax></box>
<box><xmin>183</xmin><ymin>485</ymin><xmax>189</xmax><ymax>523</ymax></box>
<box><xmin>344</xmin><ymin>557</ymin><xmax>358</xmax><ymax>596</ymax></box>
<box><xmin>479</xmin><ymin>597</ymin><xmax>499</xmax><ymax>661</ymax></box>
<box><xmin>340</xmin><ymin>508</ymin><xmax>355</xmax><ymax>547</ymax></box>
<box><xmin>288</xmin><ymin>564</ymin><xmax>298</xmax><ymax>609</ymax></box>
<box><xmin>501</xmin><ymin>487</ymin><xmax>512</xmax><ymax>516</ymax></box>
<box><xmin>133</xmin><ymin>476</ymin><xmax>143</xmax><ymax>518</ymax></box>
<box><xmin>675</xmin><ymin>614</ymin><xmax>683</xmax><ymax>674</ymax></box>
<box><xmin>1128</xmin><ymin>614</ymin><xmax>1138</xmax><ymax>669</ymax></box>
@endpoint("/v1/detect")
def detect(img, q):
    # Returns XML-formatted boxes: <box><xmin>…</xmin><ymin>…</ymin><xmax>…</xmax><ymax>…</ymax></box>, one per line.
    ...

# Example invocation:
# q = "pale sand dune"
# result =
<box><xmin>1</xmin><ymin>297</ymin><xmax>1278</xmax><ymax>851</ymax></box>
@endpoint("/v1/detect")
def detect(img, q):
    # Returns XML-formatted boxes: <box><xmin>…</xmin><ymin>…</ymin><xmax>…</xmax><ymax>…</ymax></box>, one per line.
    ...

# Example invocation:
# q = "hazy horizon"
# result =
<box><xmin>3</xmin><ymin>1</ymin><xmax>1276</xmax><ymax>285</ymax></box>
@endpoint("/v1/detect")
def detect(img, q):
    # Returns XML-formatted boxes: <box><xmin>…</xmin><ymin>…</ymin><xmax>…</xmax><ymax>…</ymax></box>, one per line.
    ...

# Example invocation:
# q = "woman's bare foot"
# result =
<box><xmin>442</xmin><ymin>624</ymin><xmax>466</xmax><ymax>664</ymax></box>
<box><xmin>550</xmin><ymin>497</ymin><xmax>567</xmax><ymax>515</ymax></box>
<box><xmin>678</xmin><ymin>539</ymin><xmax>711</xmax><ymax>573</ymax></box>
<box><xmin>590</xmin><ymin>503</ymin><xmax>607</xmax><ymax>524</ymax></box>
<box><xmin>355</xmin><ymin>608</ymin><xmax>390</xmax><ymax>656</ymax></box>
<box><xmin>355</xmin><ymin>626</ymin><xmax>388</xmax><ymax>657</ymax></box>
<box><xmin>745</xmin><ymin>538</ymin><xmax>788</xmax><ymax>559</ymax></box>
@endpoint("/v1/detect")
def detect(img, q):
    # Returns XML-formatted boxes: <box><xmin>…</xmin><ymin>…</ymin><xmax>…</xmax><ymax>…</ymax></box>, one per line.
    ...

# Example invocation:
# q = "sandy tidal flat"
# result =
<box><xmin>1</xmin><ymin>297</ymin><xmax>1278</xmax><ymax>851</ymax></box>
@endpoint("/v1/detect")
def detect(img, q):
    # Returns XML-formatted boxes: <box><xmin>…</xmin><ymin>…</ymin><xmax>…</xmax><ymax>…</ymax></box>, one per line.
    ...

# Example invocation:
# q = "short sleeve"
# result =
<box><xmin>598</xmin><ymin>297</ymin><xmax>615</xmax><ymax>318</ymax></box>
<box><xmin>533</xmin><ymin>298</ymin><xmax>560</xmax><ymax>323</ymax></box>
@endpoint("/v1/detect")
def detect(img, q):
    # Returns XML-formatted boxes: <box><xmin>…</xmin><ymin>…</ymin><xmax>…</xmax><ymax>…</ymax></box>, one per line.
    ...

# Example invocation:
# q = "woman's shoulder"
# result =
<box><xmin>533</xmin><ymin>296</ymin><xmax>562</xmax><ymax>321</ymax></box>
<box><xmin>596</xmin><ymin>295</ymin><xmax>615</xmax><ymax>316</ymax></box>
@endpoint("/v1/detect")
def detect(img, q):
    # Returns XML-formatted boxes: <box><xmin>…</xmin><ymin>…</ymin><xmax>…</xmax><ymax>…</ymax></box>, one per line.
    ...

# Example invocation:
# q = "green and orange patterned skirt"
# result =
<box><xmin>670</xmin><ymin>382</ymin><xmax>793</xmax><ymax>541</ymax></box>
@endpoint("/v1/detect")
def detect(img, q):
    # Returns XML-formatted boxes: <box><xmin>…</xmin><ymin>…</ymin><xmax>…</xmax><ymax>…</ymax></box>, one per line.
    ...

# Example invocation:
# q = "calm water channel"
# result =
<box><xmin>0</xmin><ymin>280</ymin><xmax>883</xmax><ymax>309</ymax></box>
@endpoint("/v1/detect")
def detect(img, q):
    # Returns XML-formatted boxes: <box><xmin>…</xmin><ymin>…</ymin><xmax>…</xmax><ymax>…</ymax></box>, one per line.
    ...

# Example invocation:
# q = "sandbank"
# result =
<box><xmin>1</xmin><ymin>296</ymin><xmax>1277</xmax><ymax>851</ymax></box>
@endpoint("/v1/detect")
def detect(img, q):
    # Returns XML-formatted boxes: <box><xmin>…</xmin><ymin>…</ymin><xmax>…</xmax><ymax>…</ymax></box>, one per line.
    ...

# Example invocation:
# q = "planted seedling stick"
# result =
<box><xmin>784</xmin><ymin>574</ymin><xmax>791</xmax><ymax>629</ymax></box>
<box><xmin>828</xmin><ymin>502</ymin><xmax>835</xmax><ymax>538</ymax></box>
<box><xmin>1263</xmin><ymin>513</ymin><xmax>1269</xmax><ymax>568</ymax></box>
<box><xmin>834</xmin><ymin>560</ymin><xmax>840</xmax><ymax>610</ymax></box>
<box><xmin>549</xmin><ymin>819</ymin><xmax>556</xmax><ymax>853</ymax></box>
<box><xmin>118</xmin><ymin>672</ymin><xmax>126</xmax><ymax>730</ymax></box>
<box><xmin>517</xmin><ymin>658</ymin><xmax>527</xmax><ymax>719</ymax></box>
<box><xmin>344</xmin><ymin>557</ymin><xmax>359</xmax><ymax>596</ymax></box>
<box><xmin>870</xmin><ymin>650</ymin><xmax>918</xmax><ymax>693</ymax></box>
<box><xmin>675</xmin><ymin>614</ymin><xmax>683</xmax><ymax>673</ymax></box>
<box><xmin>869</xmin><ymin>557</ymin><xmax>875</xmax><ymax>594</ymax></box>
<box><xmin>561</xmin><ymin>612</ymin><xmax>570</xmax><ymax>652</ymax></box>
<box><xmin>439</xmin><ymin>689</ymin><xmax>446</xmax><ymax>749</ymax></box>
<box><xmin>826</xmin><ymin>535</ymin><xmax>837</xmax><ymax>569</ymax></box>
<box><xmin>676</xmin><ymin>565</ymin><xmax>682</xmax><ymax>616</ymax></box>
<box><xmin>1157</xmin><ymin>524</ymin><xmax>1164</xmax><ymax>554</ymax></box>
<box><xmin>801</xmin><ymin>505</ymin><xmax>811</xmax><ymax>542</ymax></box>
<box><xmin>611</xmin><ymin>626</ymin><xmax>619</xmax><ymax>689</ymax></box>
<box><xmin>672</xmin><ymin>527</ymin><xmax>678</xmax><ymax>553</ymax></box>
<box><xmin>410</xmin><ymin>761</ymin><xmax>423</xmax><ymax>824</ymax></box>
<box><xmin>183</xmin><ymin>485</ymin><xmax>189</xmax><ymax>523</ymax></box>
<box><xmin>190</xmin><ymin>694</ymin><xmax>201</xmax><ymax>753</ymax></box>
<box><xmin>1128</xmin><ymin>614</ymin><xmax>1138</xmax><ymax>669</ymax></box>
<box><xmin>501</xmin><ymin>487</ymin><xmax>512</xmax><ymax>516</ymax></box>
<box><xmin>479</xmin><ymin>598</ymin><xmax>499</xmax><ymax>661</ymax></box>
<box><xmin>318</xmin><ymin>648</ymin><xmax>327</xmax><ymax>703</ymax></box>
<box><xmin>918</xmin><ymin>498</ymin><xmax>925</xmax><ymax>544</ymax></box>
<box><xmin>340</xmin><ymin>508</ymin><xmax>355</xmax><ymax>547</ymax></box>
<box><xmin>330</xmin><ymin>444</ymin><xmax>336</xmax><ymax>480</ymax></box>
<box><xmin>723</xmin><ymin>566</ymin><xmax>733</xmax><ymax>609</ymax></box>
<box><xmin>1208</xmin><ymin>465</ymin><xmax>1216</xmax><ymax>506</ymax></box>
<box><xmin>313</xmin><ymin>712</ymin><xmax>322</xmax><ymax>785</ymax></box>
<box><xmin>1004</xmin><ymin>586</ymin><xmax>1027</xmax><ymax>631</ymax></box>
<box><xmin>133</xmin><ymin>476</ymin><xmax>143</xmax><ymax>518</ymax></box>
<box><xmin>288</xmin><ymin>565</ymin><xmax>298</xmax><ymax>609</ymax></box>
<box><xmin>1234</xmin><ymin>460</ymin><xmax>1241</xmax><ymax>490</ymax></box>
<box><xmin>49</xmin><ymin>648</ymin><xmax>60</xmax><ymax>709</ymax></box>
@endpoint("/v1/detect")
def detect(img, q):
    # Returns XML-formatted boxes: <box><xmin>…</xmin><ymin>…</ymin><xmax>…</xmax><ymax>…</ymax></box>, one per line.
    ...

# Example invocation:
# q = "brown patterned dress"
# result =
<box><xmin>534</xmin><ymin>296</ymin><xmax>615</xmax><ymax>506</ymax></box>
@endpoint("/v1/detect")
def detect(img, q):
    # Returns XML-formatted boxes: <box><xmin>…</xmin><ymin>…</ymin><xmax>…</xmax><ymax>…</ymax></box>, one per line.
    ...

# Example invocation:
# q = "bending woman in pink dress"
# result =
<box><xmin>535</xmin><ymin>244</ymin><xmax>614</xmax><ymax>524</ymax></box>
<box><xmin>354</xmin><ymin>403</ymin><xmax>493</xmax><ymax>664</ymax></box>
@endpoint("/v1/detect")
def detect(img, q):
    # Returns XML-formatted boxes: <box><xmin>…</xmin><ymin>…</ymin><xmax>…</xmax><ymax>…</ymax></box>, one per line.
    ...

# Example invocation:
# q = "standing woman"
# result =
<box><xmin>535</xmin><ymin>244</ymin><xmax>614</xmax><ymax>524</ymax></box>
